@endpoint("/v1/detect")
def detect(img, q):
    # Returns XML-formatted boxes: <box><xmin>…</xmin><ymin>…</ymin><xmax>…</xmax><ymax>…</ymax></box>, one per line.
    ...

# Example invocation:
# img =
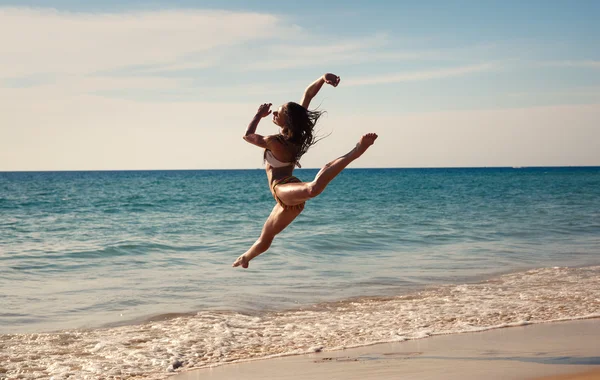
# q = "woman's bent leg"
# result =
<box><xmin>232</xmin><ymin>204</ymin><xmax>303</xmax><ymax>268</ymax></box>
<box><xmin>275</xmin><ymin>133</ymin><xmax>378</xmax><ymax>206</ymax></box>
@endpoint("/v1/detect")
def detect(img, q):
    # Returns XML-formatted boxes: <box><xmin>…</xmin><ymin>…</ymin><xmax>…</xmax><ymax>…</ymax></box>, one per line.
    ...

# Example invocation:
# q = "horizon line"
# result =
<box><xmin>2</xmin><ymin>165</ymin><xmax>599</xmax><ymax>174</ymax></box>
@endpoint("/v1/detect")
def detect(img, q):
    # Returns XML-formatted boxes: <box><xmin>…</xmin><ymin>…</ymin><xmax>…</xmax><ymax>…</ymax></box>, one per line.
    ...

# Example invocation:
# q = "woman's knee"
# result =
<box><xmin>307</xmin><ymin>181</ymin><xmax>324</xmax><ymax>198</ymax></box>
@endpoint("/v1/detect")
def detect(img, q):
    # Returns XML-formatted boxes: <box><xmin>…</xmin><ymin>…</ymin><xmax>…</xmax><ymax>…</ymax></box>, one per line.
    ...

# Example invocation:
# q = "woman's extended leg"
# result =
<box><xmin>232</xmin><ymin>204</ymin><xmax>303</xmax><ymax>268</ymax></box>
<box><xmin>275</xmin><ymin>133</ymin><xmax>378</xmax><ymax>206</ymax></box>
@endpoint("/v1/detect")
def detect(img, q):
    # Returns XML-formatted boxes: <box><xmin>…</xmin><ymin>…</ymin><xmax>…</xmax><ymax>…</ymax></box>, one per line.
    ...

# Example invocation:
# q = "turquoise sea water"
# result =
<box><xmin>1</xmin><ymin>167</ymin><xmax>599</xmax><ymax>378</ymax></box>
<box><xmin>2</xmin><ymin>167</ymin><xmax>599</xmax><ymax>332</ymax></box>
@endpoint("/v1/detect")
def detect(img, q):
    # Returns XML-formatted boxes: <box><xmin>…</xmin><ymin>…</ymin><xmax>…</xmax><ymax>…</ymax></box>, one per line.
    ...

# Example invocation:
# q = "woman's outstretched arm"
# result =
<box><xmin>301</xmin><ymin>73</ymin><xmax>341</xmax><ymax>109</ymax></box>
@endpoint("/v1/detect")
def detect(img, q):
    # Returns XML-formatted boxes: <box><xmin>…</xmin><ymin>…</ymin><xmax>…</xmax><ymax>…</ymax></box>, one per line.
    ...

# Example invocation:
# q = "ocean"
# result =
<box><xmin>1</xmin><ymin>167</ymin><xmax>599</xmax><ymax>379</ymax></box>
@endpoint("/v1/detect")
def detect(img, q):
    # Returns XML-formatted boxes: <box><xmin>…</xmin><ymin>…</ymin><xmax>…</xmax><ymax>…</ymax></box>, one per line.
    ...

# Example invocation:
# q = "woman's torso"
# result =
<box><xmin>266</xmin><ymin>164</ymin><xmax>295</xmax><ymax>188</ymax></box>
<box><xmin>265</xmin><ymin>136</ymin><xmax>299</xmax><ymax>191</ymax></box>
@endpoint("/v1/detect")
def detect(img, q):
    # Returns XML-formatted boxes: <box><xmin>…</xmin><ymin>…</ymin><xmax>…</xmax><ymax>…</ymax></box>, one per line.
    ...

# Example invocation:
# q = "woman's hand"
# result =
<box><xmin>323</xmin><ymin>73</ymin><xmax>341</xmax><ymax>87</ymax></box>
<box><xmin>256</xmin><ymin>103</ymin><xmax>272</xmax><ymax>118</ymax></box>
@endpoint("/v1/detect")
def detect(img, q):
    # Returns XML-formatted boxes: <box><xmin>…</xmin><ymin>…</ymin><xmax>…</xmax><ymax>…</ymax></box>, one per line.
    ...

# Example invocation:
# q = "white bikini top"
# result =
<box><xmin>264</xmin><ymin>150</ymin><xmax>301</xmax><ymax>168</ymax></box>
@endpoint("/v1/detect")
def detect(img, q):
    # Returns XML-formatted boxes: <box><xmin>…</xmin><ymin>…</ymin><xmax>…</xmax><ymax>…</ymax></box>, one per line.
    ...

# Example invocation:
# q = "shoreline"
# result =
<box><xmin>533</xmin><ymin>370</ymin><xmax>600</xmax><ymax>380</ymax></box>
<box><xmin>175</xmin><ymin>318</ymin><xmax>600</xmax><ymax>380</ymax></box>
<box><xmin>4</xmin><ymin>262</ymin><xmax>599</xmax><ymax>335</ymax></box>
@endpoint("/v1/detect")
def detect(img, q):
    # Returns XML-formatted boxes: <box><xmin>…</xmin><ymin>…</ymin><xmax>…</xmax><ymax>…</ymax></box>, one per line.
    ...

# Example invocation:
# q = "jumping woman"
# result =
<box><xmin>232</xmin><ymin>73</ymin><xmax>378</xmax><ymax>268</ymax></box>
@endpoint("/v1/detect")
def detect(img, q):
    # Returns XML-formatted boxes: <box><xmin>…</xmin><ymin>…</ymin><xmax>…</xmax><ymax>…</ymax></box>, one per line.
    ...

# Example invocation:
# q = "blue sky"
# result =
<box><xmin>0</xmin><ymin>1</ymin><xmax>599</xmax><ymax>170</ymax></box>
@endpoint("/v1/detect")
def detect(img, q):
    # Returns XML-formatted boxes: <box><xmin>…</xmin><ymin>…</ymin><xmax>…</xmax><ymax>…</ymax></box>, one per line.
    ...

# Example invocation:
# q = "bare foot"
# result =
<box><xmin>232</xmin><ymin>254</ymin><xmax>249</xmax><ymax>268</ymax></box>
<box><xmin>355</xmin><ymin>133</ymin><xmax>378</xmax><ymax>157</ymax></box>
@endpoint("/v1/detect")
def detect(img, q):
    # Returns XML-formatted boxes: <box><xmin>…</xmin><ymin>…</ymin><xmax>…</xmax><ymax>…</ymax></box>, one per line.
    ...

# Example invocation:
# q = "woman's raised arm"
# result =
<box><xmin>300</xmin><ymin>73</ymin><xmax>340</xmax><ymax>109</ymax></box>
<box><xmin>242</xmin><ymin>103</ymin><xmax>272</xmax><ymax>148</ymax></box>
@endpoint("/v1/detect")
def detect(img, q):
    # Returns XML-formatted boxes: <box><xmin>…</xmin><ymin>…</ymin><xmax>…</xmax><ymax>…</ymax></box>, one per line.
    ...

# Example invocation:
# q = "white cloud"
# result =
<box><xmin>0</xmin><ymin>7</ymin><xmax>508</xmax><ymax>99</ymax></box>
<box><xmin>0</xmin><ymin>7</ymin><xmax>288</xmax><ymax>78</ymax></box>
<box><xmin>343</xmin><ymin>63</ymin><xmax>498</xmax><ymax>87</ymax></box>
<box><xmin>0</xmin><ymin>7</ymin><xmax>471</xmax><ymax>82</ymax></box>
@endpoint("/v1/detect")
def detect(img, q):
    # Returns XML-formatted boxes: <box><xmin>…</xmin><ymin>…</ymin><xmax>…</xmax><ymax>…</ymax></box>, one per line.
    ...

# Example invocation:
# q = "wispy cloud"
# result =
<box><xmin>2</xmin><ymin>7</ymin><xmax>483</xmax><ymax>101</ymax></box>
<box><xmin>543</xmin><ymin>60</ymin><xmax>600</xmax><ymax>69</ymax></box>
<box><xmin>0</xmin><ymin>7</ymin><xmax>288</xmax><ymax>79</ymax></box>
<box><xmin>230</xmin><ymin>34</ymin><xmax>455</xmax><ymax>72</ymax></box>
<box><xmin>0</xmin><ymin>7</ymin><xmax>511</xmax><ymax>99</ymax></box>
<box><xmin>343</xmin><ymin>63</ymin><xmax>499</xmax><ymax>87</ymax></box>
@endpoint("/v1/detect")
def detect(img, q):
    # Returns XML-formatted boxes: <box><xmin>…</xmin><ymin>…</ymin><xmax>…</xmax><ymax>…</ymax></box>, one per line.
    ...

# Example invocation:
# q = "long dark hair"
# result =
<box><xmin>280</xmin><ymin>102</ymin><xmax>325</xmax><ymax>162</ymax></box>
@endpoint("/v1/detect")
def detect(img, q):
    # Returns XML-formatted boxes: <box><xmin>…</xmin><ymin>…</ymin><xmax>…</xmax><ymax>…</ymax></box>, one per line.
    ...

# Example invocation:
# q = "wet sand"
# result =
<box><xmin>174</xmin><ymin>318</ymin><xmax>600</xmax><ymax>380</ymax></box>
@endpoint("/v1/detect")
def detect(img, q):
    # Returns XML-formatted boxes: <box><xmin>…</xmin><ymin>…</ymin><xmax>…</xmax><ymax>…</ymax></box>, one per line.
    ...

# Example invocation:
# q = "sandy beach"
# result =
<box><xmin>174</xmin><ymin>318</ymin><xmax>600</xmax><ymax>380</ymax></box>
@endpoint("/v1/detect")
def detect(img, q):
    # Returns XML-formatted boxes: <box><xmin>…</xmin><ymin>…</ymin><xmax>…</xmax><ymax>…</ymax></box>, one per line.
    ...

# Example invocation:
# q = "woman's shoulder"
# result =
<box><xmin>265</xmin><ymin>134</ymin><xmax>288</xmax><ymax>149</ymax></box>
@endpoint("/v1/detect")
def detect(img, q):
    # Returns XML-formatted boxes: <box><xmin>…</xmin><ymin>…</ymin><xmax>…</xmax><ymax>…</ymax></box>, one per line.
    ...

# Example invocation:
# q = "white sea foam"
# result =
<box><xmin>1</xmin><ymin>266</ymin><xmax>599</xmax><ymax>379</ymax></box>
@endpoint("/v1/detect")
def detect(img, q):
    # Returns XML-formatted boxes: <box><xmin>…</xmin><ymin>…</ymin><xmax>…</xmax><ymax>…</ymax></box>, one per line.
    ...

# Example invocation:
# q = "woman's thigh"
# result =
<box><xmin>273</xmin><ymin>182</ymin><xmax>312</xmax><ymax>206</ymax></box>
<box><xmin>261</xmin><ymin>203</ymin><xmax>303</xmax><ymax>238</ymax></box>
